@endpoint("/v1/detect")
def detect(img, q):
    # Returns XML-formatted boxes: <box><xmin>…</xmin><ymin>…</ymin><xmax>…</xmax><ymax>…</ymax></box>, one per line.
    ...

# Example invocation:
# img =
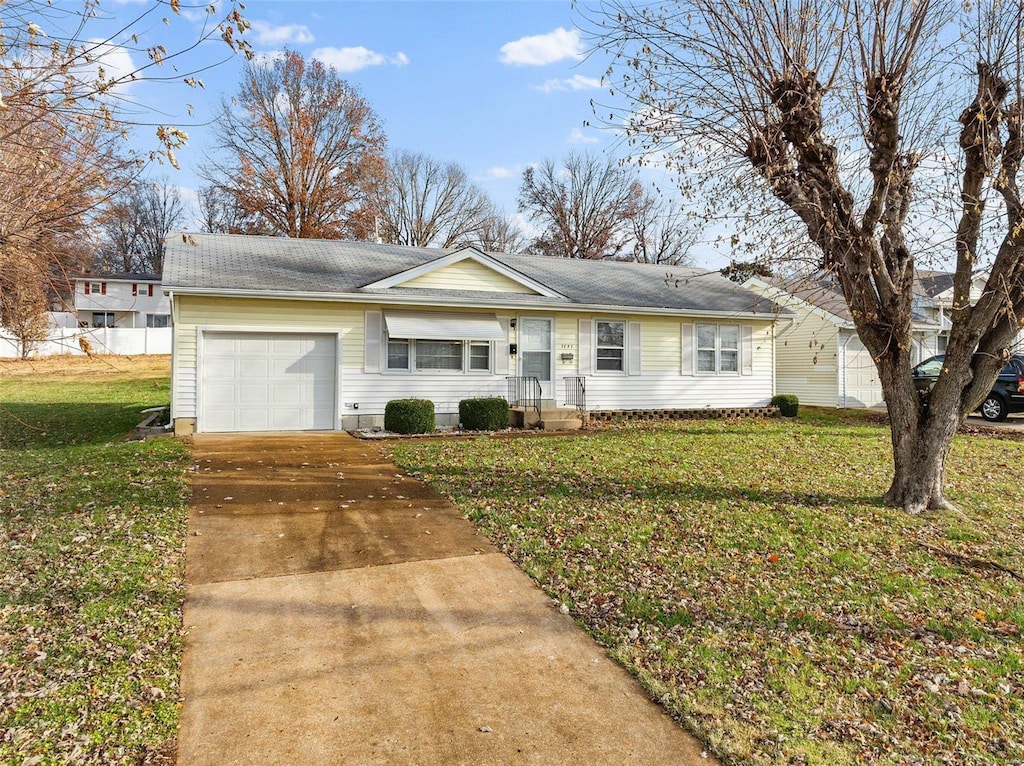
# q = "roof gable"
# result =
<box><xmin>364</xmin><ymin>247</ymin><xmax>564</xmax><ymax>298</ymax></box>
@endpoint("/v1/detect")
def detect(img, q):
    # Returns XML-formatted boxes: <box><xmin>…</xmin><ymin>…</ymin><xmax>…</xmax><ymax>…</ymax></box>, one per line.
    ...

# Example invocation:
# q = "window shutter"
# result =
<box><xmin>627</xmin><ymin>321</ymin><xmax>641</xmax><ymax>376</ymax></box>
<box><xmin>364</xmin><ymin>310</ymin><xmax>382</xmax><ymax>373</ymax></box>
<box><xmin>132</xmin><ymin>283</ymin><xmax>138</xmax><ymax>296</ymax></box>
<box><xmin>578</xmin><ymin>318</ymin><xmax>593</xmax><ymax>375</ymax></box>
<box><xmin>84</xmin><ymin>283</ymin><xmax>90</xmax><ymax>295</ymax></box>
<box><xmin>681</xmin><ymin>323</ymin><xmax>694</xmax><ymax>376</ymax></box>
<box><xmin>494</xmin><ymin>316</ymin><xmax>510</xmax><ymax>375</ymax></box>
<box><xmin>101</xmin><ymin>283</ymin><xmax>107</xmax><ymax>295</ymax></box>
<box><xmin>741</xmin><ymin>325</ymin><xmax>754</xmax><ymax>376</ymax></box>
<box><xmin>148</xmin><ymin>284</ymin><xmax>154</xmax><ymax>297</ymax></box>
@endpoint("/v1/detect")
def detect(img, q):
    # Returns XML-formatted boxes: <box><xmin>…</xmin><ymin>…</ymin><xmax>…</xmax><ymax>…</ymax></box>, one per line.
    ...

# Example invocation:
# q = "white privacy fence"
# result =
<box><xmin>0</xmin><ymin>326</ymin><xmax>172</xmax><ymax>358</ymax></box>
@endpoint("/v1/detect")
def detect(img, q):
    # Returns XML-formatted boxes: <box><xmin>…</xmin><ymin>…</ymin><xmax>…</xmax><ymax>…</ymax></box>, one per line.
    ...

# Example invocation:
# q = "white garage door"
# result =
<box><xmin>200</xmin><ymin>332</ymin><xmax>337</xmax><ymax>432</ymax></box>
<box><xmin>842</xmin><ymin>335</ymin><xmax>885</xmax><ymax>408</ymax></box>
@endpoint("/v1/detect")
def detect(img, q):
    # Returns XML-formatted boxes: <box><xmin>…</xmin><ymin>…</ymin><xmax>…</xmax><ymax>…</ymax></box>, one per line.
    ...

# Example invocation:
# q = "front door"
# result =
<box><xmin>518</xmin><ymin>317</ymin><xmax>553</xmax><ymax>399</ymax></box>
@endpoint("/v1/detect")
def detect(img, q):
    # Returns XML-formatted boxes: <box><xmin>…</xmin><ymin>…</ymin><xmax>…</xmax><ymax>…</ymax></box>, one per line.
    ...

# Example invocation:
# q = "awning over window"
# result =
<box><xmin>383</xmin><ymin>311</ymin><xmax>505</xmax><ymax>341</ymax></box>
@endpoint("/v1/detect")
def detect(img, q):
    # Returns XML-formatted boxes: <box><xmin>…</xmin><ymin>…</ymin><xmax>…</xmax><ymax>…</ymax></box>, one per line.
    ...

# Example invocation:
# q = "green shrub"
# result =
<box><xmin>385</xmin><ymin>398</ymin><xmax>435</xmax><ymax>434</ymax></box>
<box><xmin>459</xmin><ymin>397</ymin><xmax>510</xmax><ymax>431</ymax></box>
<box><xmin>771</xmin><ymin>394</ymin><xmax>799</xmax><ymax>417</ymax></box>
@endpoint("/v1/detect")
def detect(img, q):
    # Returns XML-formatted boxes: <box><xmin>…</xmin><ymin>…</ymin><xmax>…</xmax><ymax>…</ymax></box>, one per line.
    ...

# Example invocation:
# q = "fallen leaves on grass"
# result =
<box><xmin>393</xmin><ymin>418</ymin><xmax>1024</xmax><ymax>765</ymax></box>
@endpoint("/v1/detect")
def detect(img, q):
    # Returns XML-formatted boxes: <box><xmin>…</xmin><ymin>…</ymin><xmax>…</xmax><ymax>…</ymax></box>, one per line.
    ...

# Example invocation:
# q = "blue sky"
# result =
<box><xmin>89</xmin><ymin>1</ymin><xmax>712</xmax><ymax>262</ymax></box>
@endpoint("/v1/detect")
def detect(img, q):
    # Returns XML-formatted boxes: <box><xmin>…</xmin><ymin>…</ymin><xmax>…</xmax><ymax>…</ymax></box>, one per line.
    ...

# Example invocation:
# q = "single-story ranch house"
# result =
<box><xmin>163</xmin><ymin>234</ymin><xmax>786</xmax><ymax>433</ymax></box>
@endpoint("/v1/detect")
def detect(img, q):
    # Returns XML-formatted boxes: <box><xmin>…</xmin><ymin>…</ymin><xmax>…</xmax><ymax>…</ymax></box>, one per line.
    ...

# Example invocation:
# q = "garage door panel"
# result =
<box><xmin>272</xmin><ymin>384</ymin><xmax>302</xmax><ymax>404</ymax></box>
<box><xmin>205</xmin><ymin>358</ymin><xmax>239</xmax><ymax>377</ymax></box>
<box><xmin>238</xmin><ymin>358</ymin><xmax>270</xmax><ymax>378</ymax></box>
<box><xmin>238</xmin><ymin>384</ymin><xmax>271</xmax><ymax>404</ymax></box>
<box><xmin>200</xmin><ymin>331</ymin><xmax>337</xmax><ymax>433</ymax></box>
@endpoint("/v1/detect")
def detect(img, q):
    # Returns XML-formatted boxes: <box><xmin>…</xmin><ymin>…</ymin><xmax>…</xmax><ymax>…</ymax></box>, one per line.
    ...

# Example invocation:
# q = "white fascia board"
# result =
<box><xmin>166</xmin><ymin>286</ymin><xmax>783</xmax><ymax>321</ymax></box>
<box><xmin>361</xmin><ymin>248</ymin><xmax>567</xmax><ymax>299</ymax></box>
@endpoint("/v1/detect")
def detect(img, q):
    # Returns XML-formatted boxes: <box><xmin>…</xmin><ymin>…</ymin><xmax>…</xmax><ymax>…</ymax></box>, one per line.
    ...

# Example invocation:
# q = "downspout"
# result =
<box><xmin>839</xmin><ymin>331</ymin><xmax>858</xmax><ymax>409</ymax></box>
<box><xmin>167</xmin><ymin>290</ymin><xmax>176</xmax><ymax>424</ymax></box>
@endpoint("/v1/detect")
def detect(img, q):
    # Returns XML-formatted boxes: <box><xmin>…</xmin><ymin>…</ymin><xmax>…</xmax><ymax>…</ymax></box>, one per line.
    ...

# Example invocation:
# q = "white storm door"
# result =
<box><xmin>518</xmin><ymin>317</ymin><xmax>553</xmax><ymax>399</ymax></box>
<box><xmin>200</xmin><ymin>331</ymin><xmax>337</xmax><ymax>432</ymax></box>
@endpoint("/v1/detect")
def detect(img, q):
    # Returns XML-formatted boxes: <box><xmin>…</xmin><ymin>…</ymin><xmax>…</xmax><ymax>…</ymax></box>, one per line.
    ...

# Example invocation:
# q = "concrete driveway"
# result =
<box><xmin>964</xmin><ymin>414</ymin><xmax>1024</xmax><ymax>432</ymax></box>
<box><xmin>177</xmin><ymin>433</ymin><xmax>714</xmax><ymax>765</ymax></box>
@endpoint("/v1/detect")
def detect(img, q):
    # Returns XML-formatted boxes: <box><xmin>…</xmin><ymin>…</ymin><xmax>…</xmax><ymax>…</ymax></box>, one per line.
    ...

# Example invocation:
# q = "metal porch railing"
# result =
<box><xmin>563</xmin><ymin>376</ymin><xmax>586</xmax><ymax>414</ymax></box>
<box><xmin>506</xmin><ymin>376</ymin><xmax>542</xmax><ymax>414</ymax></box>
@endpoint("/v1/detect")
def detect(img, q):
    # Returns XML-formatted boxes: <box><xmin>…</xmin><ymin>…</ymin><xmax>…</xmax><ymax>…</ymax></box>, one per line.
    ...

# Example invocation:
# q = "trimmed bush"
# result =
<box><xmin>771</xmin><ymin>394</ymin><xmax>799</xmax><ymax>418</ymax></box>
<box><xmin>384</xmin><ymin>398</ymin><xmax>435</xmax><ymax>434</ymax></box>
<box><xmin>459</xmin><ymin>397</ymin><xmax>510</xmax><ymax>431</ymax></box>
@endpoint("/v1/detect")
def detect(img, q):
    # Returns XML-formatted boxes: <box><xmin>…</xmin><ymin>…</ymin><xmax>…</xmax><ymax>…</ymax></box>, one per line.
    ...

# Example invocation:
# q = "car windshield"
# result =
<box><xmin>914</xmin><ymin>357</ymin><xmax>945</xmax><ymax>377</ymax></box>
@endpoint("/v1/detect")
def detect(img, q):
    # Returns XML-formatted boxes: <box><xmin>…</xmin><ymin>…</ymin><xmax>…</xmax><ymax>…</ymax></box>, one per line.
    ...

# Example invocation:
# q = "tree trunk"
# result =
<box><xmin>875</xmin><ymin>345</ymin><xmax>961</xmax><ymax>514</ymax></box>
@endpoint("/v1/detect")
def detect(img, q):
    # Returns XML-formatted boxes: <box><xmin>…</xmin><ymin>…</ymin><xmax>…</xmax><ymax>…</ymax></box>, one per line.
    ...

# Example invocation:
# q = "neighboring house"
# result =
<box><xmin>915</xmin><ymin>269</ymin><xmax>1024</xmax><ymax>353</ymax></box>
<box><xmin>71</xmin><ymin>273</ymin><xmax>170</xmax><ymax>329</ymax></box>
<box><xmin>744</xmin><ymin>275</ymin><xmax>942</xmax><ymax>408</ymax></box>
<box><xmin>163</xmin><ymin>234</ymin><xmax>786</xmax><ymax>434</ymax></box>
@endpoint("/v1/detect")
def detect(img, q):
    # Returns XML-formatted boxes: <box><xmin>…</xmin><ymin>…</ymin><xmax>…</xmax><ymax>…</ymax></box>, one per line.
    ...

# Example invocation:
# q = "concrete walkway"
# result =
<box><xmin>178</xmin><ymin>433</ymin><xmax>714</xmax><ymax>765</ymax></box>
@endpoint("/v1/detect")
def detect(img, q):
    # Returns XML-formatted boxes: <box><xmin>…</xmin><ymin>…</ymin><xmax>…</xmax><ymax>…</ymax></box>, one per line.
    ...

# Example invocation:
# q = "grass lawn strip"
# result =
<box><xmin>391</xmin><ymin>416</ymin><xmax>1024</xmax><ymax>765</ymax></box>
<box><xmin>1</xmin><ymin>356</ymin><xmax>188</xmax><ymax>765</ymax></box>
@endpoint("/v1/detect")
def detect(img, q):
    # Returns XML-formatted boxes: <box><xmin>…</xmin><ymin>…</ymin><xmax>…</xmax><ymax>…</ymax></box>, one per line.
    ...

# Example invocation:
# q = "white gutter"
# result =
<box><xmin>162</xmin><ymin>285</ymin><xmax>787</xmax><ymax>321</ymax></box>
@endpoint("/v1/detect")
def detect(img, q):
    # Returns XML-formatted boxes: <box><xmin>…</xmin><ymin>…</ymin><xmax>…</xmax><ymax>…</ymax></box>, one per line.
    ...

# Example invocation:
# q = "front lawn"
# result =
<box><xmin>392</xmin><ymin>417</ymin><xmax>1024</xmax><ymax>765</ymax></box>
<box><xmin>0</xmin><ymin>355</ymin><xmax>189</xmax><ymax>765</ymax></box>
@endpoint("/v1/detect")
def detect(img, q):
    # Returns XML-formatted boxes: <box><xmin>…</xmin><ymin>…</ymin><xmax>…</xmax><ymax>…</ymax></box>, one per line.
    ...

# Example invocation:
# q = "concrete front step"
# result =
<box><xmin>539</xmin><ymin>417</ymin><xmax>582</xmax><ymax>431</ymax></box>
<box><xmin>511</xmin><ymin>406</ymin><xmax>585</xmax><ymax>430</ymax></box>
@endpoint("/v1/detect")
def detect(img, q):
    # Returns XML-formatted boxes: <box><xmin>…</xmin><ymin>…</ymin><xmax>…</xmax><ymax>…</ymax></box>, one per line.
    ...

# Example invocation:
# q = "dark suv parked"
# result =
<box><xmin>912</xmin><ymin>354</ymin><xmax>1024</xmax><ymax>421</ymax></box>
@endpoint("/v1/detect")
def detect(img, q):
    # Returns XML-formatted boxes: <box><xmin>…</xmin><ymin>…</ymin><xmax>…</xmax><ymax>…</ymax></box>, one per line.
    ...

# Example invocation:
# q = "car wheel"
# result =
<box><xmin>980</xmin><ymin>394</ymin><xmax>1009</xmax><ymax>422</ymax></box>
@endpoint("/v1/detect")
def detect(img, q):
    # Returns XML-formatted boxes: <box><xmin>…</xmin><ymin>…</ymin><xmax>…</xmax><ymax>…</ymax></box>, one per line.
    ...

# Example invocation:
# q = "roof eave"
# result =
<box><xmin>165</xmin><ymin>285</ymin><xmax>784</xmax><ymax>320</ymax></box>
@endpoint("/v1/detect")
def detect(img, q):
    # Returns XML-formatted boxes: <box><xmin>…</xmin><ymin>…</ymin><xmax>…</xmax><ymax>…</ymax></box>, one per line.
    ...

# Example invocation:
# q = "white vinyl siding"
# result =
<box><xmin>172</xmin><ymin>295</ymin><xmax>776</xmax><ymax>426</ymax></box>
<box><xmin>401</xmin><ymin>259</ymin><xmax>539</xmax><ymax>293</ymax></box>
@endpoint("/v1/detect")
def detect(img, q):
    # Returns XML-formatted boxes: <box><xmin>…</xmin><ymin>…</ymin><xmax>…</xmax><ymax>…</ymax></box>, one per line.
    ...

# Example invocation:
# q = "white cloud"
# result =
<box><xmin>535</xmin><ymin>74</ymin><xmax>602</xmax><ymax>93</ymax></box>
<box><xmin>76</xmin><ymin>40</ymin><xmax>137</xmax><ymax>95</ymax></box>
<box><xmin>499</xmin><ymin>27</ymin><xmax>583</xmax><ymax>66</ymax></box>
<box><xmin>487</xmin><ymin>166</ymin><xmax>515</xmax><ymax>179</ymax></box>
<box><xmin>311</xmin><ymin>46</ymin><xmax>410</xmax><ymax>73</ymax></box>
<box><xmin>250</xmin><ymin>21</ymin><xmax>314</xmax><ymax>46</ymax></box>
<box><xmin>252</xmin><ymin>50</ymin><xmax>286</xmax><ymax>66</ymax></box>
<box><xmin>567</xmin><ymin>127</ymin><xmax>599</xmax><ymax>145</ymax></box>
<box><xmin>179</xmin><ymin>1</ymin><xmax>222</xmax><ymax>24</ymax></box>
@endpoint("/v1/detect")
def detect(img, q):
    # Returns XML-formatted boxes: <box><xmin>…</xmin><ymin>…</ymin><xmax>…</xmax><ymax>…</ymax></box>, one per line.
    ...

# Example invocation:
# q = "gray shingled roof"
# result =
<box><xmin>769</xmin><ymin>274</ymin><xmax>938</xmax><ymax>326</ymax></box>
<box><xmin>163</xmin><ymin>233</ymin><xmax>781</xmax><ymax>316</ymax></box>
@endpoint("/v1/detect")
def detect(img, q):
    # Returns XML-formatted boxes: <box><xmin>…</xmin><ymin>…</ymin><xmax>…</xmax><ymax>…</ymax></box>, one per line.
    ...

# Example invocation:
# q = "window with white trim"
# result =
<box><xmin>469</xmin><ymin>342</ymin><xmax>490</xmax><ymax>371</ymax></box>
<box><xmin>696</xmin><ymin>323</ymin><xmax>740</xmax><ymax>373</ymax></box>
<box><xmin>93</xmin><ymin>311</ymin><xmax>115</xmax><ymax>328</ymax></box>
<box><xmin>595</xmin><ymin>320</ymin><xmax>626</xmax><ymax>372</ymax></box>
<box><xmin>146</xmin><ymin>314</ymin><xmax>170</xmax><ymax>328</ymax></box>
<box><xmin>385</xmin><ymin>337</ymin><xmax>491</xmax><ymax>373</ymax></box>
<box><xmin>387</xmin><ymin>337</ymin><xmax>410</xmax><ymax>370</ymax></box>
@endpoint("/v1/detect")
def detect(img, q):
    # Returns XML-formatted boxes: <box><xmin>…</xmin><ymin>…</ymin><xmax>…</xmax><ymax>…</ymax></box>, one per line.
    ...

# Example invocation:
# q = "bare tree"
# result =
<box><xmin>589</xmin><ymin>0</ymin><xmax>1024</xmax><ymax>512</ymax></box>
<box><xmin>0</xmin><ymin>254</ymin><xmax>52</xmax><ymax>359</ymax></box>
<box><xmin>203</xmin><ymin>50</ymin><xmax>387</xmax><ymax>239</ymax></box>
<box><xmin>631</xmin><ymin>194</ymin><xmax>696</xmax><ymax>265</ymax></box>
<box><xmin>196</xmin><ymin>185</ymin><xmax>269</xmax><ymax>235</ymax></box>
<box><xmin>0</xmin><ymin>0</ymin><xmax>250</xmax><ymax>334</ymax></box>
<box><xmin>475</xmin><ymin>213</ymin><xmax>526</xmax><ymax>253</ymax></box>
<box><xmin>372</xmin><ymin>151</ymin><xmax>496</xmax><ymax>248</ymax></box>
<box><xmin>518</xmin><ymin>152</ymin><xmax>645</xmax><ymax>259</ymax></box>
<box><xmin>96</xmin><ymin>179</ymin><xmax>185</xmax><ymax>274</ymax></box>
